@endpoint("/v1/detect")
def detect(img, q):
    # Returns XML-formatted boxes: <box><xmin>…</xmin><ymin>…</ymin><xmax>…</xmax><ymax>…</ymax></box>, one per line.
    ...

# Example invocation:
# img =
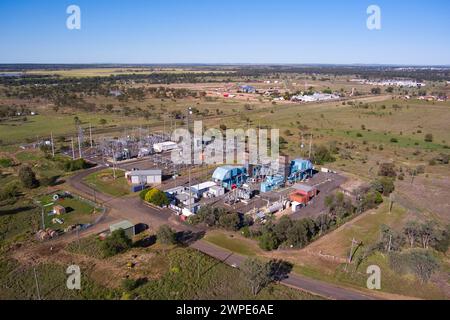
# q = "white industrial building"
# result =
<box><xmin>125</xmin><ymin>170</ymin><xmax>162</xmax><ymax>185</ymax></box>
<box><xmin>153</xmin><ymin>141</ymin><xmax>178</xmax><ymax>153</ymax></box>
<box><xmin>207</xmin><ymin>185</ymin><xmax>225</xmax><ymax>198</ymax></box>
<box><xmin>190</xmin><ymin>181</ymin><xmax>217</xmax><ymax>198</ymax></box>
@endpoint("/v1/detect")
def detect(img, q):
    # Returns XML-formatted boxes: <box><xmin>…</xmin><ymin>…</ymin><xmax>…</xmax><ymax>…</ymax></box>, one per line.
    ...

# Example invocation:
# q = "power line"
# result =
<box><xmin>33</xmin><ymin>267</ymin><xmax>41</xmax><ymax>300</ymax></box>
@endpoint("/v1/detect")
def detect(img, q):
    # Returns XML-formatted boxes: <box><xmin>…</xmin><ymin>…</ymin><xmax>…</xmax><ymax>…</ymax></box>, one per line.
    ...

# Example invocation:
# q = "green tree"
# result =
<box><xmin>0</xmin><ymin>183</ymin><xmax>19</xmax><ymax>203</ymax></box>
<box><xmin>0</xmin><ymin>158</ymin><xmax>14</xmax><ymax>168</ymax></box>
<box><xmin>285</xmin><ymin>221</ymin><xmax>309</xmax><ymax>248</ymax></box>
<box><xmin>144</xmin><ymin>189</ymin><xmax>170</xmax><ymax>207</ymax></box>
<box><xmin>408</xmin><ymin>249</ymin><xmax>439</xmax><ymax>284</ymax></box>
<box><xmin>273</xmin><ymin>216</ymin><xmax>293</xmax><ymax>244</ymax></box>
<box><xmin>377</xmin><ymin>225</ymin><xmax>405</xmax><ymax>253</ymax></box>
<box><xmin>259</xmin><ymin>232</ymin><xmax>279</xmax><ymax>251</ymax></box>
<box><xmin>433</xmin><ymin>225</ymin><xmax>450</xmax><ymax>253</ymax></box>
<box><xmin>64</xmin><ymin>158</ymin><xmax>90</xmax><ymax>172</ymax></box>
<box><xmin>218</xmin><ymin>213</ymin><xmax>241</xmax><ymax>231</ymax></box>
<box><xmin>378</xmin><ymin>163</ymin><xmax>397</xmax><ymax>178</ymax></box>
<box><xmin>418</xmin><ymin>221</ymin><xmax>437</xmax><ymax>249</ymax></box>
<box><xmin>403</xmin><ymin>221</ymin><xmax>420</xmax><ymax>248</ymax></box>
<box><xmin>18</xmin><ymin>166</ymin><xmax>39</xmax><ymax>189</ymax></box>
<box><xmin>371</xmin><ymin>177</ymin><xmax>395</xmax><ymax>196</ymax></box>
<box><xmin>240</xmin><ymin>258</ymin><xmax>272</xmax><ymax>296</ymax></box>
<box><xmin>156</xmin><ymin>225</ymin><xmax>177</xmax><ymax>245</ymax></box>
<box><xmin>312</xmin><ymin>145</ymin><xmax>335</xmax><ymax>165</ymax></box>
<box><xmin>371</xmin><ymin>87</ymin><xmax>381</xmax><ymax>94</ymax></box>
<box><xmin>101</xmin><ymin>229</ymin><xmax>132</xmax><ymax>257</ymax></box>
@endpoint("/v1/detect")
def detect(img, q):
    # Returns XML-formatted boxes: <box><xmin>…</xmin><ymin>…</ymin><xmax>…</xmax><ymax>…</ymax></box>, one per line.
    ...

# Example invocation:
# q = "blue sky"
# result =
<box><xmin>0</xmin><ymin>0</ymin><xmax>449</xmax><ymax>65</ymax></box>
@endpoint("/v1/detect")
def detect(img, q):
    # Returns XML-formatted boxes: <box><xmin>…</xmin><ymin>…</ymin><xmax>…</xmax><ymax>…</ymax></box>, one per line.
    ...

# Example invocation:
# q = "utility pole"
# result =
<box><xmin>71</xmin><ymin>137</ymin><xmax>75</xmax><ymax>160</ymax></box>
<box><xmin>89</xmin><ymin>124</ymin><xmax>93</xmax><ymax>148</ymax></box>
<box><xmin>197</xmin><ymin>253</ymin><xmax>201</xmax><ymax>280</ymax></box>
<box><xmin>40</xmin><ymin>206</ymin><xmax>45</xmax><ymax>230</ymax></box>
<box><xmin>111</xmin><ymin>144</ymin><xmax>117</xmax><ymax>180</ymax></box>
<box><xmin>77</xmin><ymin>133</ymin><xmax>82</xmax><ymax>159</ymax></box>
<box><xmin>50</xmin><ymin>132</ymin><xmax>55</xmax><ymax>157</ymax></box>
<box><xmin>348</xmin><ymin>238</ymin><xmax>359</xmax><ymax>263</ymax></box>
<box><xmin>187</xmin><ymin>107</ymin><xmax>193</xmax><ymax>214</ymax></box>
<box><xmin>33</xmin><ymin>267</ymin><xmax>41</xmax><ymax>300</ymax></box>
<box><xmin>389</xmin><ymin>194</ymin><xmax>394</xmax><ymax>214</ymax></box>
<box><xmin>309</xmin><ymin>133</ymin><xmax>313</xmax><ymax>160</ymax></box>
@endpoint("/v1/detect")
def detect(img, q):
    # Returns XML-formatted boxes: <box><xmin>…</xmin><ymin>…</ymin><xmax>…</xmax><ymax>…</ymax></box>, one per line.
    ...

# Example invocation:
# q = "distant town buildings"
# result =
<box><xmin>291</xmin><ymin>92</ymin><xmax>340</xmax><ymax>102</ymax></box>
<box><xmin>239</xmin><ymin>85</ymin><xmax>256</xmax><ymax>94</ymax></box>
<box><xmin>351</xmin><ymin>79</ymin><xmax>426</xmax><ymax>88</ymax></box>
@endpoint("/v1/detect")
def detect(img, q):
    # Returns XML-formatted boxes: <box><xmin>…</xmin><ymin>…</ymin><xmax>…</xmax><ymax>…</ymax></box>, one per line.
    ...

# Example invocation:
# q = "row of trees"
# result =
<box><xmin>378</xmin><ymin>221</ymin><xmax>449</xmax><ymax>253</ymax></box>
<box><xmin>350</xmin><ymin>222</ymin><xmax>450</xmax><ymax>284</ymax></box>
<box><xmin>102</xmin><ymin>225</ymin><xmax>178</xmax><ymax>257</ymax></box>
<box><xmin>189</xmin><ymin>207</ymin><xmax>245</xmax><ymax>231</ymax></box>
<box><xmin>254</xmin><ymin>176</ymin><xmax>394</xmax><ymax>252</ymax></box>
<box><xmin>257</xmin><ymin>216</ymin><xmax>317</xmax><ymax>251</ymax></box>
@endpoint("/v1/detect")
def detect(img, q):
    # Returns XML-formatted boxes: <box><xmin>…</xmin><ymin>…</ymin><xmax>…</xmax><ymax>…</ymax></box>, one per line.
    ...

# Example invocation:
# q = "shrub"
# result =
<box><xmin>64</xmin><ymin>158</ymin><xmax>90</xmax><ymax>172</ymax></box>
<box><xmin>433</xmin><ymin>225</ymin><xmax>450</xmax><ymax>253</ymax></box>
<box><xmin>18</xmin><ymin>166</ymin><xmax>39</xmax><ymax>189</ymax></box>
<box><xmin>156</xmin><ymin>225</ymin><xmax>177</xmax><ymax>245</ymax></box>
<box><xmin>389</xmin><ymin>252</ymin><xmax>409</xmax><ymax>274</ymax></box>
<box><xmin>144</xmin><ymin>189</ymin><xmax>169</xmax><ymax>207</ymax></box>
<box><xmin>218</xmin><ymin>213</ymin><xmax>241</xmax><ymax>231</ymax></box>
<box><xmin>0</xmin><ymin>183</ymin><xmax>20</xmax><ymax>202</ymax></box>
<box><xmin>122</xmin><ymin>278</ymin><xmax>147</xmax><ymax>292</ymax></box>
<box><xmin>371</xmin><ymin>177</ymin><xmax>395</xmax><ymax>196</ymax></box>
<box><xmin>408</xmin><ymin>249</ymin><xmax>440</xmax><ymax>283</ymax></box>
<box><xmin>101</xmin><ymin>229</ymin><xmax>132</xmax><ymax>257</ymax></box>
<box><xmin>139</xmin><ymin>188</ymin><xmax>150</xmax><ymax>200</ymax></box>
<box><xmin>424</xmin><ymin>134</ymin><xmax>433</xmax><ymax>143</ymax></box>
<box><xmin>312</xmin><ymin>146</ymin><xmax>335</xmax><ymax>165</ymax></box>
<box><xmin>0</xmin><ymin>158</ymin><xmax>14</xmax><ymax>168</ymax></box>
<box><xmin>259</xmin><ymin>232</ymin><xmax>279</xmax><ymax>251</ymax></box>
<box><xmin>378</xmin><ymin>163</ymin><xmax>397</xmax><ymax>177</ymax></box>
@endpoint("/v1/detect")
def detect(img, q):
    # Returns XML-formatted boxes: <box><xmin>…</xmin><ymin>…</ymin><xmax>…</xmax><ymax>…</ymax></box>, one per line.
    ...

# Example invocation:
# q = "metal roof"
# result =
<box><xmin>127</xmin><ymin>170</ymin><xmax>162</xmax><ymax>176</ymax></box>
<box><xmin>292</xmin><ymin>184</ymin><xmax>315</xmax><ymax>192</ymax></box>
<box><xmin>191</xmin><ymin>181</ymin><xmax>217</xmax><ymax>191</ymax></box>
<box><xmin>212</xmin><ymin>166</ymin><xmax>245</xmax><ymax>181</ymax></box>
<box><xmin>110</xmin><ymin>220</ymin><xmax>134</xmax><ymax>231</ymax></box>
<box><xmin>154</xmin><ymin>141</ymin><xmax>177</xmax><ymax>147</ymax></box>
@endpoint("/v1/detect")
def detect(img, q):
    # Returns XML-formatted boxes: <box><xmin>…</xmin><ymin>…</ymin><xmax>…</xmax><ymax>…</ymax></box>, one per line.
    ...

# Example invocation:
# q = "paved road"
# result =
<box><xmin>190</xmin><ymin>241</ymin><xmax>375</xmax><ymax>300</ymax></box>
<box><xmin>67</xmin><ymin>166</ymin><xmax>376</xmax><ymax>300</ymax></box>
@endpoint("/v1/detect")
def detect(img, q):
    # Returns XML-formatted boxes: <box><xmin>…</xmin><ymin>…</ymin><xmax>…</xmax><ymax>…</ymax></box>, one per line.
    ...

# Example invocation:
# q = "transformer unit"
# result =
<box><xmin>260</xmin><ymin>175</ymin><xmax>285</xmax><ymax>193</ymax></box>
<box><xmin>287</xmin><ymin>158</ymin><xmax>313</xmax><ymax>183</ymax></box>
<box><xmin>212</xmin><ymin>165</ymin><xmax>247</xmax><ymax>190</ymax></box>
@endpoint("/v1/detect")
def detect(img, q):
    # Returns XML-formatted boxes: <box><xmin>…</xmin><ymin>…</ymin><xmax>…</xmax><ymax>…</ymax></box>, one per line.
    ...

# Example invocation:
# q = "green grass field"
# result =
<box><xmin>204</xmin><ymin>231</ymin><xmax>261</xmax><ymax>257</ymax></box>
<box><xmin>83</xmin><ymin>169</ymin><xmax>130</xmax><ymax>197</ymax></box>
<box><xmin>0</xmin><ymin>199</ymin><xmax>38</xmax><ymax>245</ymax></box>
<box><xmin>133</xmin><ymin>247</ymin><xmax>321</xmax><ymax>300</ymax></box>
<box><xmin>0</xmin><ymin>258</ymin><xmax>119</xmax><ymax>300</ymax></box>
<box><xmin>38</xmin><ymin>193</ymin><xmax>100</xmax><ymax>230</ymax></box>
<box><xmin>0</xmin><ymin>113</ymin><xmax>158</xmax><ymax>144</ymax></box>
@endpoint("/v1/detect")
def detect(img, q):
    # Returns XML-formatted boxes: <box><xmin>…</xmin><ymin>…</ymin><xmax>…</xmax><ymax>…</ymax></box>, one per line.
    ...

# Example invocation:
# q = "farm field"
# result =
<box><xmin>25</xmin><ymin>67</ymin><xmax>236</xmax><ymax>78</ymax></box>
